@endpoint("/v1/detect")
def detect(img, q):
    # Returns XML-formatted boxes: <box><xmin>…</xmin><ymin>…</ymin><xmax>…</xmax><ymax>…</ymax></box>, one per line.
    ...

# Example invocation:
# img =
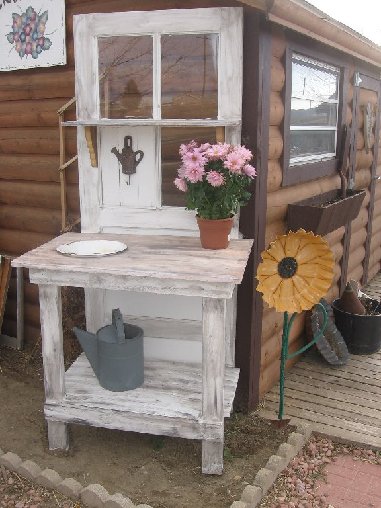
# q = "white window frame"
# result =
<box><xmin>72</xmin><ymin>8</ymin><xmax>243</xmax><ymax>235</ymax></box>
<box><xmin>290</xmin><ymin>52</ymin><xmax>340</xmax><ymax>166</ymax></box>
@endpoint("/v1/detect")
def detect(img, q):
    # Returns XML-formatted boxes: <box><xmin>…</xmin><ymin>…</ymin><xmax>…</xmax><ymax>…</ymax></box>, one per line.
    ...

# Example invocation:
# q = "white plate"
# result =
<box><xmin>56</xmin><ymin>240</ymin><xmax>127</xmax><ymax>257</ymax></box>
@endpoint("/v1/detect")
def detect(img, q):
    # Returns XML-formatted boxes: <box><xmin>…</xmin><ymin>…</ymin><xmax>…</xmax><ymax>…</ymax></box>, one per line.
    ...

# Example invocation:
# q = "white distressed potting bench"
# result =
<box><xmin>12</xmin><ymin>231</ymin><xmax>252</xmax><ymax>474</ymax></box>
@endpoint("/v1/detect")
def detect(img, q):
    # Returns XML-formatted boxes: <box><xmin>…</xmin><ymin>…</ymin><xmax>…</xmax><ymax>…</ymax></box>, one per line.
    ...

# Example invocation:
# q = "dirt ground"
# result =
<box><xmin>0</xmin><ymin>295</ymin><xmax>293</xmax><ymax>508</ymax></box>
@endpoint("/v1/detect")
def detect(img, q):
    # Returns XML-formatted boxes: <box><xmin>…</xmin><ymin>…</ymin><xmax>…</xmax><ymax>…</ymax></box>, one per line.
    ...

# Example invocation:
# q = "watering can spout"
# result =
<box><xmin>72</xmin><ymin>327</ymin><xmax>98</xmax><ymax>375</ymax></box>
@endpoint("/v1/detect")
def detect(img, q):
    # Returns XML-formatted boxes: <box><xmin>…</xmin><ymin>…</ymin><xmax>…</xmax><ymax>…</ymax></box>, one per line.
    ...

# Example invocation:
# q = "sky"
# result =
<box><xmin>307</xmin><ymin>0</ymin><xmax>381</xmax><ymax>46</ymax></box>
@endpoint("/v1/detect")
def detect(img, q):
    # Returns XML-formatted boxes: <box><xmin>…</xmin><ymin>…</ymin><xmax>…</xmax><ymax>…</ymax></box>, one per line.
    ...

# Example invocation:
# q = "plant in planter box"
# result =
<box><xmin>174</xmin><ymin>141</ymin><xmax>256</xmax><ymax>249</ymax></box>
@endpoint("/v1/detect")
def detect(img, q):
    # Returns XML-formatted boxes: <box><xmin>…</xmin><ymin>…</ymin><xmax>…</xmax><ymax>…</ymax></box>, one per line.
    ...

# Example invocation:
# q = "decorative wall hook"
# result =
<box><xmin>111</xmin><ymin>135</ymin><xmax>144</xmax><ymax>185</ymax></box>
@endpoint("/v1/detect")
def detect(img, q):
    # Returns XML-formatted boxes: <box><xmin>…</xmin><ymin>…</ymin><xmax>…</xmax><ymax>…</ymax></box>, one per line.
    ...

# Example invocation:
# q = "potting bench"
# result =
<box><xmin>12</xmin><ymin>232</ymin><xmax>252</xmax><ymax>474</ymax></box>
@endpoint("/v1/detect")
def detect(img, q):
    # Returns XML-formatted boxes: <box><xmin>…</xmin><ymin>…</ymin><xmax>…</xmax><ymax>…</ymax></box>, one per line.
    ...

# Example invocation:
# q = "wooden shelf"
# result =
<box><xmin>62</xmin><ymin>118</ymin><xmax>240</xmax><ymax>128</ymax></box>
<box><xmin>44</xmin><ymin>354</ymin><xmax>240</xmax><ymax>440</ymax></box>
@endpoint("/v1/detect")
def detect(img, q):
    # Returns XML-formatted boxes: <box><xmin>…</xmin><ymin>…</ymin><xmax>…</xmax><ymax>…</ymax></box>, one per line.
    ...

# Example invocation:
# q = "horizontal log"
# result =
<box><xmin>356</xmin><ymin>150</ymin><xmax>373</xmax><ymax>171</ymax></box>
<box><xmin>0</xmin><ymin>128</ymin><xmax>77</xmax><ymax>157</ymax></box>
<box><xmin>356</xmin><ymin>108</ymin><xmax>364</xmax><ymax>130</ymax></box>
<box><xmin>347</xmin><ymin>245</ymin><xmax>366</xmax><ymax>274</ymax></box>
<box><xmin>261</xmin><ymin>314</ymin><xmax>305</xmax><ymax>369</ymax></box>
<box><xmin>0</xmin><ymin>98</ymin><xmax>75</xmax><ymax>128</ymax></box>
<box><xmin>325</xmin><ymin>283</ymin><xmax>340</xmax><ymax>303</ymax></box>
<box><xmin>259</xmin><ymin>340</ymin><xmax>303</xmax><ymax>398</ymax></box>
<box><xmin>0</xmin><ymin>69</ymin><xmax>74</xmax><ymax>102</ymax></box>
<box><xmin>0</xmin><ymin>181</ymin><xmax>79</xmax><ymax>211</ymax></box>
<box><xmin>6</xmin><ymin>299</ymin><xmax>40</xmax><ymax>327</ymax></box>
<box><xmin>269</xmin><ymin>92</ymin><xmax>284</xmax><ymax>126</ymax></box>
<box><xmin>346</xmin><ymin>105</ymin><xmax>352</xmax><ymax>126</ymax></box>
<box><xmin>349</xmin><ymin>226</ymin><xmax>367</xmax><ymax>252</ymax></box>
<box><xmin>270</xmin><ymin>57</ymin><xmax>285</xmax><ymax>93</ymax></box>
<box><xmin>351</xmin><ymin>207</ymin><xmax>369</xmax><ymax>234</ymax></box>
<box><xmin>8</xmin><ymin>278</ymin><xmax>39</xmax><ymax>304</ymax></box>
<box><xmin>367</xmin><ymin>262</ymin><xmax>380</xmax><ymax>282</ymax></box>
<box><xmin>374</xmin><ymin>183</ymin><xmax>381</xmax><ymax>202</ymax></box>
<box><xmin>267</xmin><ymin>160</ymin><xmax>283</xmax><ymax>192</ymax></box>
<box><xmin>354</xmin><ymin>166</ymin><xmax>372</xmax><ymax>188</ymax></box>
<box><xmin>346</xmin><ymin>264</ymin><xmax>363</xmax><ymax>284</ymax></box>
<box><xmin>358</xmin><ymin>89</ymin><xmax>378</xmax><ymax>107</ymax></box>
<box><xmin>325</xmin><ymin>226</ymin><xmax>345</xmax><ymax>247</ymax></box>
<box><xmin>266</xmin><ymin>175</ymin><xmax>340</xmax><ymax>223</ymax></box>
<box><xmin>371</xmin><ymin>215</ymin><xmax>381</xmax><ymax>237</ymax></box>
<box><xmin>0</xmin><ymin>205</ymin><xmax>62</xmax><ymax>236</ymax></box>
<box><xmin>268</xmin><ymin>126</ymin><xmax>283</xmax><ymax>160</ymax></box>
<box><xmin>271</xmin><ymin>27</ymin><xmax>287</xmax><ymax>58</ymax></box>
<box><xmin>1</xmin><ymin>318</ymin><xmax>41</xmax><ymax>345</ymax></box>
<box><xmin>370</xmin><ymin>230</ymin><xmax>381</xmax><ymax>253</ymax></box>
<box><xmin>0</xmin><ymin>154</ymin><xmax>78</xmax><ymax>184</ymax></box>
<box><xmin>368</xmin><ymin>248</ymin><xmax>381</xmax><ymax>275</ymax></box>
<box><xmin>330</xmin><ymin>241</ymin><xmax>344</xmax><ymax>264</ymax></box>
<box><xmin>264</xmin><ymin>220</ymin><xmax>286</xmax><ymax>247</ymax></box>
<box><xmin>0</xmin><ymin>229</ymin><xmax>52</xmax><ymax>256</ymax></box>
<box><xmin>262</xmin><ymin>310</ymin><xmax>283</xmax><ymax>343</ymax></box>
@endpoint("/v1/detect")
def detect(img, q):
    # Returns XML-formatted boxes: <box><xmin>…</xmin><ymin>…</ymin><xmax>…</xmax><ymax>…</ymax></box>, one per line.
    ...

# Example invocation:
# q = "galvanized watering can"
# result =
<box><xmin>73</xmin><ymin>308</ymin><xmax>144</xmax><ymax>391</ymax></box>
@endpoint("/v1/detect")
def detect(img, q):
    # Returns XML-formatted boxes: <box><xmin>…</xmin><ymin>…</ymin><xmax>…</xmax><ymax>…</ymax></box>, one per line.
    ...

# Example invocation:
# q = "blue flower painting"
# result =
<box><xmin>6</xmin><ymin>6</ymin><xmax>52</xmax><ymax>59</ymax></box>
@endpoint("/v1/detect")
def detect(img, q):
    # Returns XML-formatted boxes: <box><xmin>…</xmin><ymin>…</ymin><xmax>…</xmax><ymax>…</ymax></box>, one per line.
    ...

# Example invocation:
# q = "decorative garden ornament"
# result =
<box><xmin>111</xmin><ymin>135</ymin><xmax>144</xmax><ymax>185</ymax></box>
<box><xmin>174</xmin><ymin>141</ymin><xmax>256</xmax><ymax>249</ymax></box>
<box><xmin>256</xmin><ymin>229</ymin><xmax>335</xmax><ymax>420</ymax></box>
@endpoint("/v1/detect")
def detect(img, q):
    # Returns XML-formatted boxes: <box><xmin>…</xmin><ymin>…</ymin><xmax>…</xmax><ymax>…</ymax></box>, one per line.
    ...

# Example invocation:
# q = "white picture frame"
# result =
<box><xmin>0</xmin><ymin>0</ymin><xmax>66</xmax><ymax>71</ymax></box>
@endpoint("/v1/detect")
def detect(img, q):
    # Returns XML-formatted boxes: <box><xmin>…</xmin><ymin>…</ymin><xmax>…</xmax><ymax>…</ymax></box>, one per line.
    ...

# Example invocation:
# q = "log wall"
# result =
<box><xmin>258</xmin><ymin>27</ymin><xmax>379</xmax><ymax>397</ymax></box>
<box><xmin>0</xmin><ymin>0</ymin><xmax>239</xmax><ymax>345</ymax></box>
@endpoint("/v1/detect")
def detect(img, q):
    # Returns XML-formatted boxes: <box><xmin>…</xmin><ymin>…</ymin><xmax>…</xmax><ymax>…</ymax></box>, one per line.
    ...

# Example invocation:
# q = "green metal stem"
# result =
<box><xmin>278</xmin><ymin>302</ymin><xmax>328</xmax><ymax>420</ymax></box>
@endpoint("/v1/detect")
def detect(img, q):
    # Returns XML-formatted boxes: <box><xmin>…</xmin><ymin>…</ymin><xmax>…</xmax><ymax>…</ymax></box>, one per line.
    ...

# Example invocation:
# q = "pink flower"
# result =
<box><xmin>206</xmin><ymin>171</ymin><xmax>225</xmax><ymax>187</ymax></box>
<box><xmin>224</xmin><ymin>152</ymin><xmax>245</xmax><ymax>173</ymax></box>
<box><xmin>183</xmin><ymin>149</ymin><xmax>206</xmax><ymax>167</ymax></box>
<box><xmin>206</xmin><ymin>143</ymin><xmax>231</xmax><ymax>160</ymax></box>
<box><xmin>235</xmin><ymin>146</ymin><xmax>253</xmax><ymax>162</ymax></box>
<box><xmin>184</xmin><ymin>163</ymin><xmax>205</xmax><ymax>183</ymax></box>
<box><xmin>179</xmin><ymin>140</ymin><xmax>197</xmax><ymax>157</ymax></box>
<box><xmin>243</xmin><ymin>164</ymin><xmax>257</xmax><ymax>178</ymax></box>
<box><xmin>177</xmin><ymin>165</ymin><xmax>186</xmax><ymax>178</ymax></box>
<box><xmin>174</xmin><ymin>177</ymin><xmax>188</xmax><ymax>192</ymax></box>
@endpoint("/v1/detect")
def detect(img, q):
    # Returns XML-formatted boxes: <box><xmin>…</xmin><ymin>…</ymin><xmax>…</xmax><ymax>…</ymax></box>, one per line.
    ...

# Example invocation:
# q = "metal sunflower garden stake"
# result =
<box><xmin>256</xmin><ymin>229</ymin><xmax>335</xmax><ymax>420</ymax></box>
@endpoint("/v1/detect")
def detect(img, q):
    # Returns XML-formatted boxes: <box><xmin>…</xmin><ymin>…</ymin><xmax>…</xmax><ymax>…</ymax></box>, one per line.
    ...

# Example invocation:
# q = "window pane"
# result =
<box><xmin>161</xmin><ymin>34</ymin><xmax>218</xmax><ymax>119</ymax></box>
<box><xmin>161</xmin><ymin>127</ymin><xmax>217</xmax><ymax>206</ymax></box>
<box><xmin>290</xmin><ymin>130</ymin><xmax>336</xmax><ymax>162</ymax></box>
<box><xmin>98</xmin><ymin>36</ymin><xmax>153</xmax><ymax>119</ymax></box>
<box><xmin>292</xmin><ymin>54</ymin><xmax>339</xmax><ymax>102</ymax></box>
<box><xmin>291</xmin><ymin>98</ymin><xmax>338</xmax><ymax>127</ymax></box>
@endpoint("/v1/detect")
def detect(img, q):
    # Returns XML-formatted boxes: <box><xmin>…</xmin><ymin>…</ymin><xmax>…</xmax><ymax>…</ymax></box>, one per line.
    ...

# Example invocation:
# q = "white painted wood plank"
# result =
<box><xmin>62</xmin><ymin>119</ymin><xmax>240</xmax><ymax>127</ymax></box>
<box><xmin>100</xmin><ymin>126</ymin><xmax>157</xmax><ymax>208</ymax></box>
<box><xmin>143</xmin><ymin>337</ymin><xmax>202</xmax><ymax>363</ymax></box>
<box><xmin>202</xmin><ymin>298</ymin><xmax>226</xmax><ymax>474</ymax></box>
<box><xmin>38</xmin><ymin>285</ymin><xmax>69</xmax><ymax>450</ymax></box>
<box><xmin>64</xmin><ymin>354</ymin><xmax>238</xmax><ymax>419</ymax></box>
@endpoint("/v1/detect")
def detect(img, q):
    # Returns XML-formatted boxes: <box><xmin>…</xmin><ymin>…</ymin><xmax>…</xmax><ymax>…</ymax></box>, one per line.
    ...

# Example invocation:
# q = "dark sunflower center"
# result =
<box><xmin>278</xmin><ymin>257</ymin><xmax>298</xmax><ymax>278</ymax></box>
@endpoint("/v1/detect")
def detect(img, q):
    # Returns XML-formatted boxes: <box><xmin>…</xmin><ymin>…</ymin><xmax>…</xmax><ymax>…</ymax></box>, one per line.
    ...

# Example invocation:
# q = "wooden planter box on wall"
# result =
<box><xmin>287</xmin><ymin>189</ymin><xmax>366</xmax><ymax>236</ymax></box>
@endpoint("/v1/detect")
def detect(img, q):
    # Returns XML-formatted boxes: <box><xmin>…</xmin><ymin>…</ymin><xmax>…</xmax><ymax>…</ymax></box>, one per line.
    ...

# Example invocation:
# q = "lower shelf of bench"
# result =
<box><xmin>44</xmin><ymin>353</ymin><xmax>239</xmax><ymax>440</ymax></box>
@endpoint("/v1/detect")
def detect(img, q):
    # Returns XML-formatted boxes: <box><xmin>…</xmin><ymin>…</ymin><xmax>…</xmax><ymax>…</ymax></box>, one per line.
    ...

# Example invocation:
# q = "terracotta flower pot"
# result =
<box><xmin>196</xmin><ymin>216</ymin><xmax>234</xmax><ymax>249</ymax></box>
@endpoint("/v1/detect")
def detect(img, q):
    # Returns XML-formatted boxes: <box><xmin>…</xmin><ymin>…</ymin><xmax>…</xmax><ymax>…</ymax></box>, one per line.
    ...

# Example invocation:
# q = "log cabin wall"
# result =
<box><xmin>258</xmin><ymin>25</ymin><xmax>381</xmax><ymax>398</ymax></box>
<box><xmin>0</xmin><ymin>0</ymin><xmax>243</xmax><ymax>346</ymax></box>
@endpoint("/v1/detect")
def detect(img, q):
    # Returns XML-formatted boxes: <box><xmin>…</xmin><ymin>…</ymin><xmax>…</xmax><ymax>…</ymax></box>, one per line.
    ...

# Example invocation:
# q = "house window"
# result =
<box><xmin>283</xmin><ymin>50</ymin><xmax>342</xmax><ymax>186</ymax></box>
<box><xmin>290</xmin><ymin>53</ymin><xmax>340</xmax><ymax>164</ymax></box>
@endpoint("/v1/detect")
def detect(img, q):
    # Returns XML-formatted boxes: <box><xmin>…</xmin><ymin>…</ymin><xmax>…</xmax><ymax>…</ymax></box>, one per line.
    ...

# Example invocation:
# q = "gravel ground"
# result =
<box><xmin>259</xmin><ymin>436</ymin><xmax>381</xmax><ymax>508</ymax></box>
<box><xmin>0</xmin><ymin>466</ymin><xmax>83</xmax><ymax>508</ymax></box>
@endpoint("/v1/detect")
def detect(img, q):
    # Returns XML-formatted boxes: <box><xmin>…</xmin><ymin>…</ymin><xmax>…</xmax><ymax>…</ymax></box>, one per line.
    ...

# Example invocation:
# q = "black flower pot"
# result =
<box><xmin>332</xmin><ymin>299</ymin><xmax>381</xmax><ymax>355</ymax></box>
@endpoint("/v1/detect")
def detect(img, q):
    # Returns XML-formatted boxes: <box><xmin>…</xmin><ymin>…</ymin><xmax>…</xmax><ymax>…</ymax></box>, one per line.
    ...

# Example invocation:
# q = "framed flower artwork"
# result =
<box><xmin>0</xmin><ymin>0</ymin><xmax>66</xmax><ymax>71</ymax></box>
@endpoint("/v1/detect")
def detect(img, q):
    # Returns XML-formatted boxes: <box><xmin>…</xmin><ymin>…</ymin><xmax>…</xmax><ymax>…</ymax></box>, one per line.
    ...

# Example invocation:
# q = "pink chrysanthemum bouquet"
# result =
<box><xmin>174</xmin><ymin>141</ymin><xmax>256</xmax><ymax>220</ymax></box>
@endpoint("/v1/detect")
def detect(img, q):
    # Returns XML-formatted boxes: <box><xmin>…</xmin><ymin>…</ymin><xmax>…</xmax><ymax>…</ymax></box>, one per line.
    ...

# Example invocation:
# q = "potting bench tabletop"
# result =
<box><xmin>13</xmin><ymin>232</ymin><xmax>253</xmax><ymax>474</ymax></box>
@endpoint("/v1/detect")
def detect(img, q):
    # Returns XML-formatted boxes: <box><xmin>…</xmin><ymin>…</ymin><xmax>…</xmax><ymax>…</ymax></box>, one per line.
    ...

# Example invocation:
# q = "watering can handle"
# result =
<box><xmin>112</xmin><ymin>308</ymin><xmax>125</xmax><ymax>343</ymax></box>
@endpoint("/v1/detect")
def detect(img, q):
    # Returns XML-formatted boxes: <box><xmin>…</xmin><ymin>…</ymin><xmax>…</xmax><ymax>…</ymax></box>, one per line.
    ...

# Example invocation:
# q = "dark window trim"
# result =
<box><xmin>282</xmin><ymin>40</ymin><xmax>348</xmax><ymax>187</ymax></box>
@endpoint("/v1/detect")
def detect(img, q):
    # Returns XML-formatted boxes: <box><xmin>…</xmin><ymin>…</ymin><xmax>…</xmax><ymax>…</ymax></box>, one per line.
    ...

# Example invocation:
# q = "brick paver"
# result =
<box><xmin>315</xmin><ymin>455</ymin><xmax>381</xmax><ymax>507</ymax></box>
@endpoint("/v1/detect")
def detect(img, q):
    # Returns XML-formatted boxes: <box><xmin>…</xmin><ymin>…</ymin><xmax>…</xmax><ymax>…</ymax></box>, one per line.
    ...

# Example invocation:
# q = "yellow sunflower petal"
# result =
<box><xmin>284</xmin><ymin>235</ymin><xmax>301</xmax><ymax>258</ymax></box>
<box><xmin>295</xmin><ymin>244</ymin><xmax>332</xmax><ymax>265</ymax></box>
<box><xmin>267</xmin><ymin>239</ymin><xmax>286</xmax><ymax>262</ymax></box>
<box><xmin>257</xmin><ymin>273</ymin><xmax>282</xmax><ymax>293</ymax></box>
<box><xmin>256</xmin><ymin>259</ymin><xmax>278</xmax><ymax>277</ymax></box>
<box><xmin>297</xmin><ymin>263</ymin><xmax>334</xmax><ymax>280</ymax></box>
